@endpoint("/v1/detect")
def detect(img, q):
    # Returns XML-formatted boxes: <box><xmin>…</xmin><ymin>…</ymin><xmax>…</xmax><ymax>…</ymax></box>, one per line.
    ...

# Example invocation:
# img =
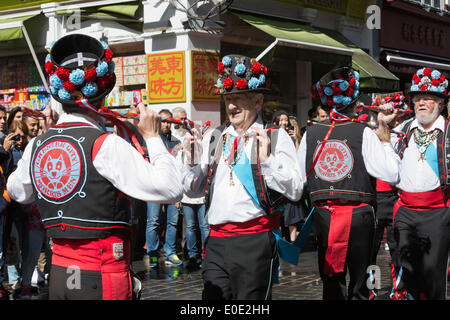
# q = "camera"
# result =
<box><xmin>12</xmin><ymin>134</ymin><xmax>21</xmax><ymax>141</ymax></box>
<box><xmin>288</xmin><ymin>125</ymin><xmax>294</xmax><ymax>131</ymax></box>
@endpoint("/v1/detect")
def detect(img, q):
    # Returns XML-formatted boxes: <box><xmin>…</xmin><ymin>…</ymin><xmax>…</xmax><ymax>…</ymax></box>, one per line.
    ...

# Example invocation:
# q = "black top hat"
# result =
<box><xmin>315</xmin><ymin>66</ymin><xmax>361</xmax><ymax>112</ymax></box>
<box><xmin>214</xmin><ymin>54</ymin><xmax>271</xmax><ymax>95</ymax></box>
<box><xmin>407</xmin><ymin>67</ymin><xmax>448</xmax><ymax>103</ymax></box>
<box><xmin>44</xmin><ymin>34</ymin><xmax>116</xmax><ymax>107</ymax></box>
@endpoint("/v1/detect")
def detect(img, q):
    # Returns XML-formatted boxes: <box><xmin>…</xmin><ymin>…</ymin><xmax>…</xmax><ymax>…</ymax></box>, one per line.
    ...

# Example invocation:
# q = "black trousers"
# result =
<box><xmin>202</xmin><ymin>231</ymin><xmax>278</xmax><ymax>300</ymax></box>
<box><xmin>372</xmin><ymin>191</ymin><xmax>398</xmax><ymax>264</ymax></box>
<box><xmin>393</xmin><ymin>206</ymin><xmax>450</xmax><ymax>300</ymax></box>
<box><xmin>313</xmin><ymin>205</ymin><xmax>376</xmax><ymax>300</ymax></box>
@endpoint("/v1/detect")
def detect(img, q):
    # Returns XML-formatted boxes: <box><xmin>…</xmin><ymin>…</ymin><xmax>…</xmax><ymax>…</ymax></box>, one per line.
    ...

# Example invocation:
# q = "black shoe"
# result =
<box><xmin>185</xmin><ymin>257</ymin><xmax>200</xmax><ymax>271</ymax></box>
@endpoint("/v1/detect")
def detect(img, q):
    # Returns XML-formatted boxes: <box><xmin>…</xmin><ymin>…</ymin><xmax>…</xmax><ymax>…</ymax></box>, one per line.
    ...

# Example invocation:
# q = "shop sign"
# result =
<box><xmin>191</xmin><ymin>51</ymin><xmax>219</xmax><ymax>102</ymax></box>
<box><xmin>147</xmin><ymin>51</ymin><xmax>186</xmax><ymax>103</ymax></box>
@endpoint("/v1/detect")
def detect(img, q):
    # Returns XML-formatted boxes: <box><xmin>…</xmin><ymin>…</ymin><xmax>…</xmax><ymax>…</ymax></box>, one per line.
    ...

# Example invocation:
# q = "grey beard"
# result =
<box><xmin>417</xmin><ymin>104</ymin><xmax>440</xmax><ymax>128</ymax></box>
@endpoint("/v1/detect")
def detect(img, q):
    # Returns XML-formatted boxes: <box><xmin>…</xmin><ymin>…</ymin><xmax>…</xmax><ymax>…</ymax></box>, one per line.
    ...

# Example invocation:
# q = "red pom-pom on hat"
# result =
<box><xmin>236</xmin><ymin>79</ymin><xmax>247</xmax><ymax>90</ymax></box>
<box><xmin>251</xmin><ymin>62</ymin><xmax>262</xmax><ymax>74</ymax></box>
<box><xmin>349</xmin><ymin>78</ymin><xmax>356</xmax><ymax>87</ymax></box>
<box><xmin>85</xmin><ymin>69</ymin><xmax>97</xmax><ymax>82</ymax></box>
<box><xmin>345</xmin><ymin>88</ymin><xmax>354</xmax><ymax>97</ymax></box>
<box><xmin>326</xmin><ymin>98</ymin><xmax>334</xmax><ymax>106</ymax></box>
<box><xmin>223</xmin><ymin>77</ymin><xmax>234</xmax><ymax>90</ymax></box>
<box><xmin>97</xmin><ymin>75</ymin><xmax>112</xmax><ymax>91</ymax></box>
<box><xmin>218</xmin><ymin>62</ymin><xmax>224</xmax><ymax>74</ymax></box>
<box><xmin>55</xmin><ymin>67</ymin><xmax>69</xmax><ymax>81</ymax></box>
<box><xmin>414</xmin><ymin>77</ymin><xmax>421</xmax><ymax>85</ymax></box>
<box><xmin>104</xmin><ymin>49</ymin><xmax>113</xmax><ymax>62</ymax></box>
<box><xmin>332</xmin><ymin>87</ymin><xmax>342</xmax><ymax>95</ymax></box>
<box><xmin>431</xmin><ymin>79</ymin><xmax>440</xmax><ymax>86</ymax></box>
<box><xmin>262</xmin><ymin>66</ymin><xmax>268</xmax><ymax>76</ymax></box>
<box><xmin>423</xmin><ymin>68</ymin><xmax>431</xmax><ymax>77</ymax></box>
<box><xmin>420</xmin><ymin>85</ymin><xmax>428</xmax><ymax>91</ymax></box>
<box><xmin>440</xmin><ymin>75</ymin><xmax>446</xmax><ymax>83</ymax></box>
<box><xmin>62</xmin><ymin>80</ymin><xmax>77</xmax><ymax>93</ymax></box>
<box><xmin>45</xmin><ymin>61</ymin><xmax>54</xmax><ymax>74</ymax></box>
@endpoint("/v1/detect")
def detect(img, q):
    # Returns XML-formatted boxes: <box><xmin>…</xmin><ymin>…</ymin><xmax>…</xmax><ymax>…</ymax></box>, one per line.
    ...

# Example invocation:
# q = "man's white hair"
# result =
<box><xmin>172</xmin><ymin>107</ymin><xmax>187</xmax><ymax>116</ymax></box>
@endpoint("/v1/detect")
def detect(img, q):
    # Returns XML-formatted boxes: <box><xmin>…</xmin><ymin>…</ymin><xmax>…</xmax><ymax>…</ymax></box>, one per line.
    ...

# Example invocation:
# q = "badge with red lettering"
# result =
<box><xmin>314</xmin><ymin>140</ymin><xmax>354</xmax><ymax>182</ymax></box>
<box><xmin>113</xmin><ymin>243</ymin><xmax>124</xmax><ymax>260</ymax></box>
<box><xmin>31</xmin><ymin>136</ymin><xmax>86</xmax><ymax>204</ymax></box>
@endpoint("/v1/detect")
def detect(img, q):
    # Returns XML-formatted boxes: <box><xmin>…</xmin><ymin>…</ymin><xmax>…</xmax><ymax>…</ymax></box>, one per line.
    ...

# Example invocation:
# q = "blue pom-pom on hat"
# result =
<box><xmin>222</xmin><ymin>56</ymin><xmax>232</xmax><ymax>67</ymax></box>
<box><xmin>339</xmin><ymin>81</ymin><xmax>349</xmax><ymax>92</ymax></box>
<box><xmin>354</xmin><ymin>71</ymin><xmax>360</xmax><ymax>81</ymax></box>
<box><xmin>431</xmin><ymin>70</ymin><xmax>441</xmax><ymax>79</ymax></box>
<box><xmin>108</xmin><ymin>61</ymin><xmax>115</xmax><ymax>74</ymax></box>
<box><xmin>234</xmin><ymin>63</ymin><xmax>246</xmax><ymax>76</ymax></box>
<box><xmin>96</xmin><ymin>61</ymin><xmax>108</xmax><ymax>77</ymax></box>
<box><xmin>50</xmin><ymin>73</ymin><xmax>63</xmax><ymax>89</ymax></box>
<box><xmin>100</xmin><ymin>40</ymin><xmax>109</xmax><ymax>50</ymax></box>
<box><xmin>58</xmin><ymin>88</ymin><xmax>71</xmax><ymax>100</ymax></box>
<box><xmin>81</xmin><ymin>82</ymin><xmax>98</xmax><ymax>97</ymax></box>
<box><xmin>258</xmin><ymin>74</ymin><xmax>266</xmax><ymax>85</ymax></box>
<box><xmin>69</xmin><ymin>69</ymin><xmax>85</xmax><ymax>86</ymax></box>
<box><xmin>342</xmin><ymin>96</ymin><xmax>352</xmax><ymax>106</ymax></box>
<box><xmin>324</xmin><ymin>87</ymin><xmax>333</xmax><ymax>96</ymax></box>
<box><xmin>333</xmin><ymin>95</ymin><xmax>343</xmax><ymax>104</ymax></box>
<box><xmin>248</xmin><ymin>77</ymin><xmax>260</xmax><ymax>89</ymax></box>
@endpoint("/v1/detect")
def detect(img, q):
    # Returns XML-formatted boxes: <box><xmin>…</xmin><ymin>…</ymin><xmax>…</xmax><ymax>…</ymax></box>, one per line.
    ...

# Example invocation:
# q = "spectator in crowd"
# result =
<box><xmin>146</xmin><ymin>109</ymin><xmax>183</xmax><ymax>268</ymax></box>
<box><xmin>272</xmin><ymin>110</ymin><xmax>304</xmax><ymax>247</ymax></box>
<box><xmin>171</xmin><ymin>107</ymin><xmax>209</xmax><ymax>270</ymax></box>
<box><xmin>0</xmin><ymin>105</ymin><xmax>8</xmax><ymax>141</ymax></box>
<box><xmin>316</xmin><ymin>106</ymin><xmax>328</xmax><ymax>123</ymax></box>
<box><xmin>6</xmin><ymin>107</ymin><xmax>23</xmax><ymax>132</ymax></box>
<box><xmin>24</xmin><ymin>115</ymin><xmax>40</xmax><ymax>139</ymax></box>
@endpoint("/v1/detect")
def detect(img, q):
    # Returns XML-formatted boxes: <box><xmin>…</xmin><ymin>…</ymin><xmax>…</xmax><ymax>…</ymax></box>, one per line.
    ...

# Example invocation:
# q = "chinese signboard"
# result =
<box><xmin>191</xmin><ymin>51</ymin><xmax>219</xmax><ymax>102</ymax></box>
<box><xmin>147</xmin><ymin>51</ymin><xmax>186</xmax><ymax>103</ymax></box>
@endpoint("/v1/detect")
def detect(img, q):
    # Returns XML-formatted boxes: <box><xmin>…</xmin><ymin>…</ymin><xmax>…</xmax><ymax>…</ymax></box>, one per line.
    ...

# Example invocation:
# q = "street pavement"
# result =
<box><xmin>11</xmin><ymin>240</ymin><xmax>450</xmax><ymax>301</ymax></box>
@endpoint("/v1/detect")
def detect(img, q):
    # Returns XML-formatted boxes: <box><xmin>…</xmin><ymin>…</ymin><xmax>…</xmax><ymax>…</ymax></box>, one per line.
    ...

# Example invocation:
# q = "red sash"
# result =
<box><xmin>209</xmin><ymin>212</ymin><xmax>281</xmax><ymax>238</ymax></box>
<box><xmin>316</xmin><ymin>200</ymin><xmax>369</xmax><ymax>275</ymax></box>
<box><xmin>393</xmin><ymin>188</ymin><xmax>449</xmax><ymax>222</ymax></box>
<box><xmin>376</xmin><ymin>179</ymin><xmax>396</xmax><ymax>192</ymax></box>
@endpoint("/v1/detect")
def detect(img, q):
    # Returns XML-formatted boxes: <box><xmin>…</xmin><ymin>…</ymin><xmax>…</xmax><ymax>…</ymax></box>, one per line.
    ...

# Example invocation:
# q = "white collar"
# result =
<box><xmin>57</xmin><ymin>112</ymin><xmax>103</xmax><ymax>130</ymax></box>
<box><xmin>222</xmin><ymin>115</ymin><xmax>264</xmax><ymax>137</ymax></box>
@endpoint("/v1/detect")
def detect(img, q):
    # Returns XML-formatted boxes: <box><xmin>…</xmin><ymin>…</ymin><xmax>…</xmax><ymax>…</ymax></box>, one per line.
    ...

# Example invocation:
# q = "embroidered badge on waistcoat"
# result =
<box><xmin>31</xmin><ymin>135</ymin><xmax>86</xmax><ymax>203</ymax></box>
<box><xmin>113</xmin><ymin>242</ymin><xmax>124</xmax><ymax>260</ymax></box>
<box><xmin>314</xmin><ymin>139</ymin><xmax>354</xmax><ymax>182</ymax></box>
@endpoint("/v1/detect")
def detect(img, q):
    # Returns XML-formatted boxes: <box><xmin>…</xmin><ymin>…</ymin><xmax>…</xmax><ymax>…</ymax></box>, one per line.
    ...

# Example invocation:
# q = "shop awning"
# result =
<box><xmin>233</xmin><ymin>11</ymin><xmax>400</xmax><ymax>92</ymax></box>
<box><xmin>385</xmin><ymin>53</ymin><xmax>450</xmax><ymax>71</ymax></box>
<box><xmin>0</xmin><ymin>14</ymin><xmax>39</xmax><ymax>41</ymax></box>
<box><xmin>56</xmin><ymin>2</ymin><xmax>143</xmax><ymax>32</ymax></box>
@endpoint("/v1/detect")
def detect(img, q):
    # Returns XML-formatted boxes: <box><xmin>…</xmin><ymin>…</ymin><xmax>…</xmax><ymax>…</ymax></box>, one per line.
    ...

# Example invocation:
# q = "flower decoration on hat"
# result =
<box><xmin>372</xmin><ymin>93</ymin><xmax>409</xmax><ymax>112</ymax></box>
<box><xmin>44</xmin><ymin>34</ymin><xmax>116</xmax><ymax>104</ymax></box>
<box><xmin>215</xmin><ymin>54</ymin><xmax>270</xmax><ymax>95</ymax></box>
<box><xmin>315</xmin><ymin>67</ymin><xmax>361</xmax><ymax>111</ymax></box>
<box><xmin>409</xmin><ymin>67</ymin><xmax>448</xmax><ymax>98</ymax></box>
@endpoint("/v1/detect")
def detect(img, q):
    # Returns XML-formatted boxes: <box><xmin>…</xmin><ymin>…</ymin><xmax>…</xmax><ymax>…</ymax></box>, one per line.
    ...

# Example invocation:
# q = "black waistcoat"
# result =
<box><xmin>305</xmin><ymin>122</ymin><xmax>376</xmax><ymax>205</ymax></box>
<box><xmin>30</xmin><ymin>122</ymin><xmax>131</xmax><ymax>239</ymax></box>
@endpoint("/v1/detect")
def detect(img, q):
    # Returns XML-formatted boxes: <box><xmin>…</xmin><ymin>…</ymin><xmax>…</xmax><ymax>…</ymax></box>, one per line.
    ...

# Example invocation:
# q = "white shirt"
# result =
<box><xmin>7</xmin><ymin>113</ymin><xmax>184</xmax><ymax>205</ymax></box>
<box><xmin>396</xmin><ymin>116</ymin><xmax>445</xmax><ymax>193</ymax></box>
<box><xmin>182</xmin><ymin>117</ymin><xmax>303</xmax><ymax>225</ymax></box>
<box><xmin>172</xmin><ymin>127</ymin><xmax>204</xmax><ymax>205</ymax></box>
<box><xmin>298</xmin><ymin>126</ymin><xmax>401</xmax><ymax>189</ymax></box>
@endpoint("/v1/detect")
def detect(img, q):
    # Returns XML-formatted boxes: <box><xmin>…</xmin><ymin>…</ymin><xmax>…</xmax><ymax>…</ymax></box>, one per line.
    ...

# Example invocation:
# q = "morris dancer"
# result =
<box><xmin>6</xmin><ymin>34</ymin><xmax>183</xmax><ymax>300</ymax></box>
<box><xmin>182</xmin><ymin>54</ymin><xmax>302</xmax><ymax>299</ymax></box>
<box><xmin>390</xmin><ymin>67</ymin><xmax>450</xmax><ymax>300</ymax></box>
<box><xmin>298</xmin><ymin>66</ymin><xmax>401</xmax><ymax>300</ymax></box>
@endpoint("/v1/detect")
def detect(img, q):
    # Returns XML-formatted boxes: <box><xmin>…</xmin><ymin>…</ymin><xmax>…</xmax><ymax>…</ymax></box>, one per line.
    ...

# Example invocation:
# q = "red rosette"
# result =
<box><xmin>423</xmin><ymin>68</ymin><xmax>431</xmax><ymax>77</ymax></box>
<box><xmin>214</xmin><ymin>88</ymin><xmax>220</xmax><ymax>94</ymax></box>
<box><xmin>413</xmin><ymin>74</ymin><xmax>418</xmax><ymax>80</ymax></box>
<box><xmin>431</xmin><ymin>79</ymin><xmax>440</xmax><ymax>86</ymax></box>
<box><xmin>332</xmin><ymin>86</ymin><xmax>342</xmax><ymax>95</ymax></box>
<box><xmin>97</xmin><ymin>75</ymin><xmax>112</xmax><ymax>91</ymax></box>
<box><xmin>85</xmin><ymin>69</ymin><xmax>98</xmax><ymax>82</ymax></box>
<box><xmin>236</xmin><ymin>79</ymin><xmax>247</xmax><ymax>90</ymax></box>
<box><xmin>345</xmin><ymin>88</ymin><xmax>354</xmax><ymax>97</ymax></box>
<box><xmin>104</xmin><ymin>49</ymin><xmax>113</xmax><ymax>62</ymax></box>
<box><xmin>414</xmin><ymin>77</ymin><xmax>421</xmax><ymax>85</ymax></box>
<box><xmin>223</xmin><ymin>77</ymin><xmax>234</xmax><ymax>90</ymax></box>
<box><xmin>251</xmin><ymin>62</ymin><xmax>262</xmax><ymax>75</ymax></box>
<box><xmin>326</xmin><ymin>97</ymin><xmax>334</xmax><ymax>106</ymax></box>
<box><xmin>349</xmin><ymin>78</ymin><xmax>356</xmax><ymax>87</ymax></box>
<box><xmin>218</xmin><ymin>62</ymin><xmax>224</xmax><ymax>74</ymax></box>
<box><xmin>420</xmin><ymin>85</ymin><xmax>428</xmax><ymax>91</ymax></box>
<box><xmin>45</xmin><ymin>61</ymin><xmax>54</xmax><ymax>75</ymax></box>
<box><xmin>55</xmin><ymin>67</ymin><xmax>70</xmax><ymax>81</ymax></box>
<box><xmin>62</xmin><ymin>80</ymin><xmax>77</xmax><ymax>93</ymax></box>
